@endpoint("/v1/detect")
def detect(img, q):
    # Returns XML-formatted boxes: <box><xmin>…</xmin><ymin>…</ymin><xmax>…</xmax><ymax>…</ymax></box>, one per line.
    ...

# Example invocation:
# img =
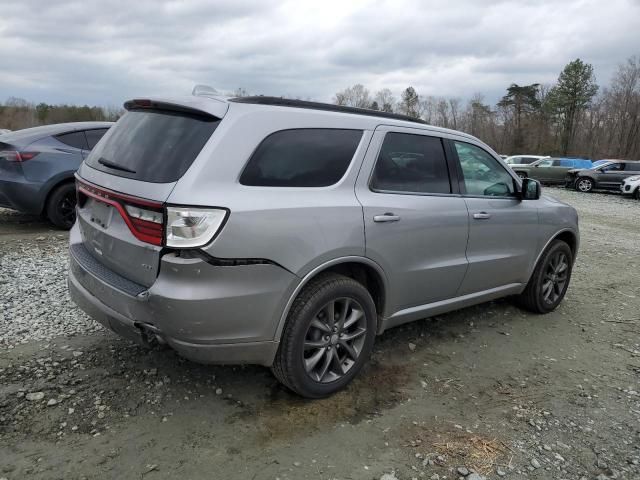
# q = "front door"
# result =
<box><xmin>598</xmin><ymin>162</ymin><xmax>628</xmax><ymax>188</ymax></box>
<box><xmin>355</xmin><ymin>127</ymin><xmax>469</xmax><ymax>315</ymax></box>
<box><xmin>450</xmin><ymin>140</ymin><xmax>540</xmax><ymax>295</ymax></box>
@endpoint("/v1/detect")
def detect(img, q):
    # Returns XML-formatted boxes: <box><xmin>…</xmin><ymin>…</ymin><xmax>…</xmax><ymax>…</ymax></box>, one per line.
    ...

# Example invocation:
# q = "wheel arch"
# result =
<box><xmin>40</xmin><ymin>175</ymin><xmax>76</xmax><ymax>214</ymax></box>
<box><xmin>532</xmin><ymin>229</ymin><xmax>578</xmax><ymax>276</ymax></box>
<box><xmin>274</xmin><ymin>256</ymin><xmax>389</xmax><ymax>340</ymax></box>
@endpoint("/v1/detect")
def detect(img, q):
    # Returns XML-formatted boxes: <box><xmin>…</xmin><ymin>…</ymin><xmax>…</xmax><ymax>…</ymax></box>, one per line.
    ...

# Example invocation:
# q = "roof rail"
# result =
<box><xmin>229</xmin><ymin>96</ymin><xmax>426</xmax><ymax>124</ymax></box>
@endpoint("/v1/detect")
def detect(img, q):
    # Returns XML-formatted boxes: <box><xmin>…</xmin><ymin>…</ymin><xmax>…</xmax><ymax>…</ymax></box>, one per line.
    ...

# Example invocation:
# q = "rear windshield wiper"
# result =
<box><xmin>98</xmin><ymin>157</ymin><xmax>136</xmax><ymax>174</ymax></box>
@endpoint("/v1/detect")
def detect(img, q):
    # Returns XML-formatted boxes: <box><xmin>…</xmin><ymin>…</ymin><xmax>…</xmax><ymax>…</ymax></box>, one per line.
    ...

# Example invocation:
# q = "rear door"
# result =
<box><xmin>355</xmin><ymin>126</ymin><xmax>469</xmax><ymax>315</ymax></box>
<box><xmin>450</xmin><ymin>140</ymin><xmax>539</xmax><ymax>295</ymax></box>
<box><xmin>75</xmin><ymin>106</ymin><xmax>222</xmax><ymax>286</ymax></box>
<box><xmin>531</xmin><ymin>158</ymin><xmax>556</xmax><ymax>181</ymax></box>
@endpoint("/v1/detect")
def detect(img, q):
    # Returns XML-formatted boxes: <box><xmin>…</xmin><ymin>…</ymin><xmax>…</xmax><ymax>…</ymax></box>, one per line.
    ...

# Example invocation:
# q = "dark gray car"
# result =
<box><xmin>566</xmin><ymin>159</ymin><xmax>640</xmax><ymax>192</ymax></box>
<box><xmin>0</xmin><ymin>122</ymin><xmax>113</xmax><ymax>228</ymax></box>
<box><xmin>68</xmin><ymin>95</ymin><xmax>579</xmax><ymax>398</ymax></box>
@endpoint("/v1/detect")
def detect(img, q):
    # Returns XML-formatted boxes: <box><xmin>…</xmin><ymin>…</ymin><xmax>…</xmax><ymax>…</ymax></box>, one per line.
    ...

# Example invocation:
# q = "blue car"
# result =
<box><xmin>0</xmin><ymin>122</ymin><xmax>113</xmax><ymax>228</ymax></box>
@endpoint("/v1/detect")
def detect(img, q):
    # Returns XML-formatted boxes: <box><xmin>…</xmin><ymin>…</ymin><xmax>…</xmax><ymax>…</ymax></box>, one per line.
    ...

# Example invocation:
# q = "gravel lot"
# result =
<box><xmin>1</xmin><ymin>187</ymin><xmax>639</xmax><ymax>480</ymax></box>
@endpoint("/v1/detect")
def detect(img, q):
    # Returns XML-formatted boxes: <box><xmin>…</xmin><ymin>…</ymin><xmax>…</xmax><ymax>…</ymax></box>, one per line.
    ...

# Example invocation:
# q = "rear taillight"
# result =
<box><xmin>76</xmin><ymin>180</ymin><xmax>228</xmax><ymax>248</ymax></box>
<box><xmin>0</xmin><ymin>150</ymin><xmax>39</xmax><ymax>162</ymax></box>
<box><xmin>165</xmin><ymin>207</ymin><xmax>227</xmax><ymax>248</ymax></box>
<box><xmin>77</xmin><ymin>180</ymin><xmax>164</xmax><ymax>246</ymax></box>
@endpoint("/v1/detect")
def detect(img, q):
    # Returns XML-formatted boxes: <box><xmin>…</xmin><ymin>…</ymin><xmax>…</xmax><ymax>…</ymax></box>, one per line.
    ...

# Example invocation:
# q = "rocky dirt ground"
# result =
<box><xmin>0</xmin><ymin>188</ymin><xmax>639</xmax><ymax>480</ymax></box>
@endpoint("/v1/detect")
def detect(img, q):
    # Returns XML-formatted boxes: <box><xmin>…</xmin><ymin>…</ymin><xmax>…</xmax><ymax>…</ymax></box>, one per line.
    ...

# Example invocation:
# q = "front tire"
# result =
<box><xmin>516</xmin><ymin>240</ymin><xmax>573</xmax><ymax>314</ymax></box>
<box><xmin>46</xmin><ymin>183</ymin><xmax>77</xmax><ymax>229</ymax></box>
<box><xmin>272</xmin><ymin>273</ymin><xmax>377</xmax><ymax>398</ymax></box>
<box><xmin>516</xmin><ymin>171</ymin><xmax>527</xmax><ymax>179</ymax></box>
<box><xmin>575</xmin><ymin>177</ymin><xmax>594</xmax><ymax>193</ymax></box>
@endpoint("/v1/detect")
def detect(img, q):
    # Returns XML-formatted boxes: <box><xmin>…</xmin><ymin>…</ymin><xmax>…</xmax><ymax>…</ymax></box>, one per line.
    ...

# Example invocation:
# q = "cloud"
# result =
<box><xmin>0</xmin><ymin>0</ymin><xmax>638</xmax><ymax>106</ymax></box>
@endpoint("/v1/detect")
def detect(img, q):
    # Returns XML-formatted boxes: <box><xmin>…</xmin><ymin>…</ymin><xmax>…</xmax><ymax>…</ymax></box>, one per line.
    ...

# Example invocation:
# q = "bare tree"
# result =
<box><xmin>374</xmin><ymin>88</ymin><xmax>395</xmax><ymax>112</ymax></box>
<box><xmin>333</xmin><ymin>84</ymin><xmax>371</xmax><ymax>108</ymax></box>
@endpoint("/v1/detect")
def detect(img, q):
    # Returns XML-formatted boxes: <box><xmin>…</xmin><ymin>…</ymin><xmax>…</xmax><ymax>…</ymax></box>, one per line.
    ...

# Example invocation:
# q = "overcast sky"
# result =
<box><xmin>1</xmin><ymin>0</ymin><xmax>639</xmax><ymax>107</ymax></box>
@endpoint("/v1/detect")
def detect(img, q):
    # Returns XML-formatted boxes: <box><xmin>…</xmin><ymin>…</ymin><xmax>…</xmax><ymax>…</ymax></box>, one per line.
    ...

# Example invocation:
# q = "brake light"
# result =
<box><xmin>76</xmin><ymin>180</ymin><xmax>228</xmax><ymax>248</ymax></box>
<box><xmin>77</xmin><ymin>180</ymin><xmax>164</xmax><ymax>246</ymax></box>
<box><xmin>0</xmin><ymin>150</ymin><xmax>39</xmax><ymax>162</ymax></box>
<box><xmin>165</xmin><ymin>207</ymin><xmax>227</xmax><ymax>248</ymax></box>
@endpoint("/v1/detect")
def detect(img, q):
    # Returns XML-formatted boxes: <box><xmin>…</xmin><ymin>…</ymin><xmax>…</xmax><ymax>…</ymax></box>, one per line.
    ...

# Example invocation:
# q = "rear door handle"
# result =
<box><xmin>373</xmin><ymin>213</ymin><xmax>401</xmax><ymax>223</ymax></box>
<box><xmin>473</xmin><ymin>212</ymin><xmax>491</xmax><ymax>220</ymax></box>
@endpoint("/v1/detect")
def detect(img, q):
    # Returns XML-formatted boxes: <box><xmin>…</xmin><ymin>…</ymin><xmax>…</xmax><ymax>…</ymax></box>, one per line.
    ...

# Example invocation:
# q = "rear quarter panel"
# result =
<box><xmin>167</xmin><ymin>106</ymin><xmax>376</xmax><ymax>276</ymax></box>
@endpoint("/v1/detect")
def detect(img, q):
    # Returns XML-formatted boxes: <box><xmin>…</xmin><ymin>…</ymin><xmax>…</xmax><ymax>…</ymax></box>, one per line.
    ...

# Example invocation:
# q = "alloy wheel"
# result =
<box><xmin>541</xmin><ymin>251</ymin><xmax>569</xmax><ymax>305</ymax></box>
<box><xmin>303</xmin><ymin>297</ymin><xmax>367</xmax><ymax>383</ymax></box>
<box><xmin>577</xmin><ymin>178</ymin><xmax>592</xmax><ymax>192</ymax></box>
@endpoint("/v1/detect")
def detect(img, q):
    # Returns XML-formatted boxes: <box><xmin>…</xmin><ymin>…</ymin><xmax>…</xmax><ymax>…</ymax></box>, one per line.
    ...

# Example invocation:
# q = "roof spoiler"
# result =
<box><xmin>123</xmin><ymin>99</ymin><xmax>221</xmax><ymax>119</ymax></box>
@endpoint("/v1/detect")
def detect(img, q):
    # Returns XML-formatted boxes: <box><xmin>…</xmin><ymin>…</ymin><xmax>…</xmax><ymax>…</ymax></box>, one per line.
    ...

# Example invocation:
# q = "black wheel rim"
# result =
<box><xmin>541</xmin><ymin>251</ymin><xmax>569</xmax><ymax>305</ymax></box>
<box><xmin>58</xmin><ymin>191</ymin><xmax>77</xmax><ymax>227</ymax></box>
<box><xmin>302</xmin><ymin>297</ymin><xmax>367</xmax><ymax>383</ymax></box>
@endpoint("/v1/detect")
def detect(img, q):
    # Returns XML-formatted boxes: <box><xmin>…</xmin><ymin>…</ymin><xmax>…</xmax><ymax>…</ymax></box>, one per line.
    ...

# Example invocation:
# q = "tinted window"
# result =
<box><xmin>56</xmin><ymin>131</ymin><xmax>88</xmax><ymax>150</ymax></box>
<box><xmin>84</xmin><ymin>128</ymin><xmax>109</xmax><ymax>149</ymax></box>
<box><xmin>240</xmin><ymin>129</ymin><xmax>362</xmax><ymax>187</ymax></box>
<box><xmin>454</xmin><ymin>141</ymin><xmax>515</xmax><ymax>197</ymax></box>
<box><xmin>626</xmin><ymin>162</ymin><xmax>640</xmax><ymax>172</ymax></box>
<box><xmin>370</xmin><ymin>132</ymin><xmax>450</xmax><ymax>194</ymax></box>
<box><xmin>537</xmin><ymin>159</ymin><xmax>554</xmax><ymax>167</ymax></box>
<box><xmin>552</xmin><ymin>159</ymin><xmax>562</xmax><ymax>167</ymax></box>
<box><xmin>522</xmin><ymin>157</ymin><xmax>539</xmax><ymax>164</ymax></box>
<box><xmin>602</xmin><ymin>163</ymin><xmax>622</xmax><ymax>171</ymax></box>
<box><xmin>86</xmin><ymin>110</ymin><xmax>219</xmax><ymax>183</ymax></box>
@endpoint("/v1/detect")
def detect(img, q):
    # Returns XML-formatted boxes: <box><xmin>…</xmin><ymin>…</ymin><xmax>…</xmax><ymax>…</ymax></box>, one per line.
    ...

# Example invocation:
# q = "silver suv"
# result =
<box><xmin>68</xmin><ymin>94</ymin><xmax>579</xmax><ymax>398</ymax></box>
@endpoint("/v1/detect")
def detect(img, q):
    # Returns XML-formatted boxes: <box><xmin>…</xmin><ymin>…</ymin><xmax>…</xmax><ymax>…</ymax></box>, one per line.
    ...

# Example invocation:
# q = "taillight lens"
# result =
<box><xmin>0</xmin><ymin>150</ymin><xmax>39</xmax><ymax>162</ymax></box>
<box><xmin>166</xmin><ymin>207</ymin><xmax>227</xmax><ymax>248</ymax></box>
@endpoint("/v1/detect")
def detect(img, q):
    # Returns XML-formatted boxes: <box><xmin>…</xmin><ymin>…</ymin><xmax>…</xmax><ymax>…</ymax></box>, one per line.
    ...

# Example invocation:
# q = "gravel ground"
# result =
<box><xmin>0</xmin><ymin>188</ymin><xmax>639</xmax><ymax>480</ymax></box>
<box><xmin>0</xmin><ymin>235</ymin><xmax>100</xmax><ymax>347</ymax></box>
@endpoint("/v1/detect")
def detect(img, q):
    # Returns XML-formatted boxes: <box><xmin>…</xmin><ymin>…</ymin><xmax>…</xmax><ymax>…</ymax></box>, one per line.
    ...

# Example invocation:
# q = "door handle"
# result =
<box><xmin>373</xmin><ymin>213</ymin><xmax>401</xmax><ymax>223</ymax></box>
<box><xmin>473</xmin><ymin>212</ymin><xmax>491</xmax><ymax>220</ymax></box>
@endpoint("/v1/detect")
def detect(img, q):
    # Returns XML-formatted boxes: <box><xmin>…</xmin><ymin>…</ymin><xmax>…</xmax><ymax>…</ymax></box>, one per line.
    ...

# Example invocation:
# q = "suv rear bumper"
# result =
<box><xmin>68</xmin><ymin>226</ymin><xmax>297</xmax><ymax>366</ymax></box>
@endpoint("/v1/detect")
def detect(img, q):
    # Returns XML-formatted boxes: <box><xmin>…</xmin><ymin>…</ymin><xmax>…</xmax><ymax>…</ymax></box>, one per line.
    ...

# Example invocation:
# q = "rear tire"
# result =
<box><xmin>272</xmin><ymin>273</ymin><xmax>377</xmax><ymax>398</ymax></box>
<box><xmin>575</xmin><ymin>177</ymin><xmax>593</xmax><ymax>193</ymax></box>
<box><xmin>46</xmin><ymin>183</ymin><xmax>77</xmax><ymax>229</ymax></box>
<box><xmin>516</xmin><ymin>240</ymin><xmax>573</xmax><ymax>314</ymax></box>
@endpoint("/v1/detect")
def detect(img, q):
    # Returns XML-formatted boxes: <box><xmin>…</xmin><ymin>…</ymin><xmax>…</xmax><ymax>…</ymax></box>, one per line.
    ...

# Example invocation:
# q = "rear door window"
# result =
<box><xmin>370</xmin><ymin>132</ymin><xmax>451</xmax><ymax>194</ymax></box>
<box><xmin>240</xmin><ymin>129</ymin><xmax>362</xmax><ymax>187</ymax></box>
<box><xmin>84</xmin><ymin>128</ymin><xmax>109</xmax><ymax>150</ymax></box>
<box><xmin>86</xmin><ymin>110</ymin><xmax>220</xmax><ymax>183</ymax></box>
<box><xmin>56</xmin><ymin>131</ymin><xmax>89</xmax><ymax>150</ymax></box>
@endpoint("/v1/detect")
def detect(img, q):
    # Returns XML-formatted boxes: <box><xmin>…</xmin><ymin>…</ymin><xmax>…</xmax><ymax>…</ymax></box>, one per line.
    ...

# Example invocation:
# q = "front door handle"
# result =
<box><xmin>473</xmin><ymin>212</ymin><xmax>491</xmax><ymax>220</ymax></box>
<box><xmin>373</xmin><ymin>213</ymin><xmax>401</xmax><ymax>223</ymax></box>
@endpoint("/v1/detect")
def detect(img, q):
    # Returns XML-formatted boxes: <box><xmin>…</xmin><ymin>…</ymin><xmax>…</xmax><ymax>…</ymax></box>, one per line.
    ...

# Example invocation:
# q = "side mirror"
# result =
<box><xmin>521</xmin><ymin>177</ymin><xmax>541</xmax><ymax>200</ymax></box>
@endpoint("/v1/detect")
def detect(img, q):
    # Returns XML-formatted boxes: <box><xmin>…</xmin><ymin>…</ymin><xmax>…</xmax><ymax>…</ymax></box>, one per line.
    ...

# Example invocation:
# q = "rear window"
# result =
<box><xmin>57</xmin><ymin>131</ymin><xmax>89</xmax><ymax>150</ymax></box>
<box><xmin>239</xmin><ymin>129</ymin><xmax>363</xmax><ymax>187</ymax></box>
<box><xmin>86</xmin><ymin>110</ymin><xmax>219</xmax><ymax>183</ymax></box>
<box><xmin>85</xmin><ymin>128</ymin><xmax>109</xmax><ymax>150</ymax></box>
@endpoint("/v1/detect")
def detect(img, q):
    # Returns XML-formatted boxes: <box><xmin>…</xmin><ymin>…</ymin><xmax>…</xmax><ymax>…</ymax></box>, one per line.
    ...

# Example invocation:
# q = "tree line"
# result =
<box><xmin>333</xmin><ymin>56</ymin><xmax>640</xmax><ymax>159</ymax></box>
<box><xmin>0</xmin><ymin>98</ymin><xmax>123</xmax><ymax>131</ymax></box>
<box><xmin>2</xmin><ymin>56</ymin><xmax>638</xmax><ymax>159</ymax></box>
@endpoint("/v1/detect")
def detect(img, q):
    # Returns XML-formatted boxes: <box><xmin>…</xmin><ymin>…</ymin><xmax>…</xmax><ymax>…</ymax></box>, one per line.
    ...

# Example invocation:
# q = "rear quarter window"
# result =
<box><xmin>240</xmin><ymin>129</ymin><xmax>363</xmax><ymax>187</ymax></box>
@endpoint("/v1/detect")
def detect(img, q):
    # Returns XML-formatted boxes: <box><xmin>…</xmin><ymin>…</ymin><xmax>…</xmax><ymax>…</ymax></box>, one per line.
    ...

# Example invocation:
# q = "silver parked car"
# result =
<box><xmin>68</xmin><ymin>94</ymin><xmax>579</xmax><ymax>398</ymax></box>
